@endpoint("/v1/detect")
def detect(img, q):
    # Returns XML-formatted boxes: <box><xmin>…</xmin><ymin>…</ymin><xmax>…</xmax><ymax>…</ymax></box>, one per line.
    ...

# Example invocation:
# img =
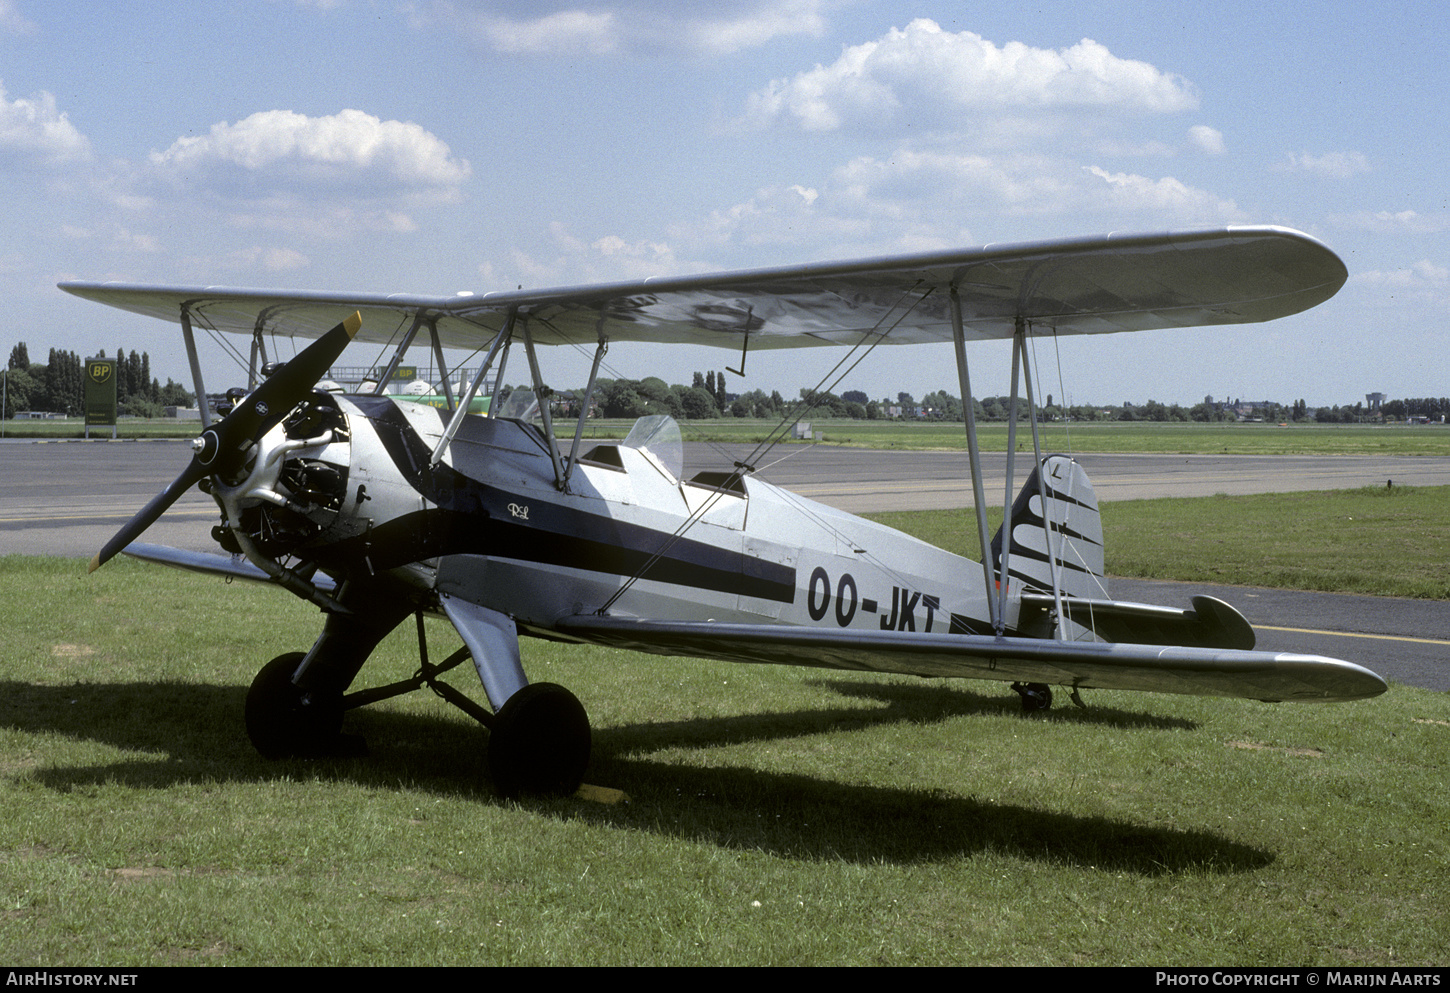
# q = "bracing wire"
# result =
<box><xmin>1025</xmin><ymin>327</ymin><xmax>1109</xmax><ymax>643</ymax></box>
<box><xmin>593</xmin><ymin>283</ymin><xmax>936</xmax><ymax>615</ymax></box>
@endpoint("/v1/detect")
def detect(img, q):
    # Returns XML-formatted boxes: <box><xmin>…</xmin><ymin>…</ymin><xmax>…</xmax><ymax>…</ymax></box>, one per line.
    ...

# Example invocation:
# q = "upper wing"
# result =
<box><xmin>59</xmin><ymin>226</ymin><xmax>1346</xmax><ymax>353</ymax></box>
<box><xmin>550</xmin><ymin>616</ymin><xmax>1387</xmax><ymax>704</ymax></box>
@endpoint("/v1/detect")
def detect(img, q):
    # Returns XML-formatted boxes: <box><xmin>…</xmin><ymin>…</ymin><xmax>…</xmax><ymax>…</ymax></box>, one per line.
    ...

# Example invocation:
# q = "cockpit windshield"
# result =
<box><xmin>496</xmin><ymin>388</ymin><xmax>539</xmax><ymax>422</ymax></box>
<box><xmin>622</xmin><ymin>414</ymin><xmax>683</xmax><ymax>481</ymax></box>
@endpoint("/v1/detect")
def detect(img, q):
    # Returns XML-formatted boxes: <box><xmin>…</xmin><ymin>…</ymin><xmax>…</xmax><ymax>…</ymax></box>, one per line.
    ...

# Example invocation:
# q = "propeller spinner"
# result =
<box><xmin>89</xmin><ymin>311</ymin><xmax>362</xmax><ymax>573</ymax></box>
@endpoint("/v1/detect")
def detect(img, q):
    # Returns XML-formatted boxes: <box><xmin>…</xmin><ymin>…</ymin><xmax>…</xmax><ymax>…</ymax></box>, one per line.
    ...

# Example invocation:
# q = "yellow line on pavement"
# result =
<box><xmin>1258</xmin><ymin>625</ymin><xmax>1450</xmax><ymax>647</ymax></box>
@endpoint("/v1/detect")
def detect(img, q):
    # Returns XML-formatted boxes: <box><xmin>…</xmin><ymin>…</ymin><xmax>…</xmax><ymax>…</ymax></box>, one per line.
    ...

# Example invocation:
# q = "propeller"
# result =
<box><xmin>89</xmin><ymin>311</ymin><xmax>362</xmax><ymax>573</ymax></box>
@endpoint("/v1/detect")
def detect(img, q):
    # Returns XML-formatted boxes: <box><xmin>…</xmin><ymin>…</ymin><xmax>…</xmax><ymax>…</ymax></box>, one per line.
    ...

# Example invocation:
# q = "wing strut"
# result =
<box><xmin>948</xmin><ymin>285</ymin><xmax>999</xmax><ymax>631</ymax></box>
<box><xmin>519</xmin><ymin>317</ymin><xmax>567</xmax><ymax>490</ymax></box>
<box><xmin>179</xmin><ymin>307</ymin><xmax>212</xmax><ymax>430</ymax></box>
<box><xmin>999</xmin><ymin>323</ymin><xmax>1023</xmax><ymax>630</ymax></box>
<box><xmin>562</xmin><ymin>311</ymin><xmax>610</xmax><ymax>493</ymax></box>
<box><xmin>426</xmin><ymin>316</ymin><xmax>455</xmax><ymax>412</ymax></box>
<box><xmin>431</xmin><ymin>310</ymin><xmax>514</xmax><ymax>467</ymax></box>
<box><xmin>375</xmin><ymin>310</ymin><xmax>430</xmax><ymax>392</ymax></box>
<box><xmin>1013</xmin><ymin>318</ymin><xmax>1069</xmax><ymax>640</ymax></box>
<box><xmin>247</xmin><ymin>317</ymin><xmax>270</xmax><ymax>392</ymax></box>
<box><xmin>995</xmin><ymin>318</ymin><xmax>1066</xmax><ymax>636</ymax></box>
<box><xmin>487</xmin><ymin>335</ymin><xmax>513</xmax><ymax>415</ymax></box>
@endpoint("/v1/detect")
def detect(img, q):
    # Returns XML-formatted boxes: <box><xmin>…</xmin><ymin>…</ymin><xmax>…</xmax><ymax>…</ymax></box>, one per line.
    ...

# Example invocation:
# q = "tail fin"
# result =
<box><xmin>990</xmin><ymin>455</ymin><xmax>1108</xmax><ymax>599</ymax></box>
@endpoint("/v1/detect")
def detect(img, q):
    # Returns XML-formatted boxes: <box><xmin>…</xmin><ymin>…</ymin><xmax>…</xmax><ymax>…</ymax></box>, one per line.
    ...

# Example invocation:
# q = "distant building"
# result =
<box><xmin>1230</xmin><ymin>399</ymin><xmax>1276</xmax><ymax>420</ymax></box>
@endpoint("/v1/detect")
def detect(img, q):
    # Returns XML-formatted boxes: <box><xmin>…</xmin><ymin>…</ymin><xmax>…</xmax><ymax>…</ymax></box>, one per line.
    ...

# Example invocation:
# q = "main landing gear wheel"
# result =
<box><xmin>245</xmin><ymin>652</ymin><xmax>347</xmax><ymax>759</ymax></box>
<box><xmin>1011</xmin><ymin>682</ymin><xmax>1053</xmax><ymax>714</ymax></box>
<box><xmin>487</xmin><ymin>682</ymin><xmax>591</xmax><ymax>799</ymax></box>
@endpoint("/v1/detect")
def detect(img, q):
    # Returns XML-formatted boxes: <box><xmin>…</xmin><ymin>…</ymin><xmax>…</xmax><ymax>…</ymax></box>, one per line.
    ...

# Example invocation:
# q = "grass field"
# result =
<box><xmin>867</xmin><ymin>484</ymin><xmax>1450</xmax><ymax>600</ymax></box>
<box><xmin>2</xmin><ymin>481</ymin><xmax>1447</xmax><ymax>966</ymax></box>
<box><xmin>8</xmin><ymin>415</ymin><xmax>1450</xmax><ymax>456</ymax></box>
<box><xmin>740</xmin><ymin>418</ymin><xmax>1450</xmax><ymax>456</ymax></box>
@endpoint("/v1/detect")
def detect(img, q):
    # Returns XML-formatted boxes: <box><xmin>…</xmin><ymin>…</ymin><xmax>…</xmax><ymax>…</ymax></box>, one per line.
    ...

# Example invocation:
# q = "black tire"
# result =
<box><xmin>245</xmin><ymin>652</ymin><xmax>346</xmax><ymax>759</ymax></box>
<box><xmin>487</xmin><ymin>682</ymin><xmax>591</xmax><ymax>798</ymax></box>
<box><xmin>1012</xmin><ymin>681</ymin><xmax>1053</xmax><ymax>713</ymax></box>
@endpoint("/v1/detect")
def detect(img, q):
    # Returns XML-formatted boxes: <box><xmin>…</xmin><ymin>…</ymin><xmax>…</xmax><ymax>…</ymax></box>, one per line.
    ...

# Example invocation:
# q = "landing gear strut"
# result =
<box><xmin>1011</xmin><ymin>681</ymin><xmax>1053</xmax><ymax>713</ymax></box>
<box><xmin>244</xmin><ymin>621</ymin><xmax>592</xmax><ymax>799</ymax></box>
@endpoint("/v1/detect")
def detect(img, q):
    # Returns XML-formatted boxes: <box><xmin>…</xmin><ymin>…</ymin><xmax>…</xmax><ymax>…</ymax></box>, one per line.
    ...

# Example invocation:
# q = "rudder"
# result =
<box><xmin>990</xmin><ymin>455</ymin><xmax>1108</xmax><ymax>600</ymax></box>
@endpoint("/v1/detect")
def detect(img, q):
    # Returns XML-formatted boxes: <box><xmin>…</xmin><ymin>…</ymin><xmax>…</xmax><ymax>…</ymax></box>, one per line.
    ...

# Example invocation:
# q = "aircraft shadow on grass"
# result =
<box><xmin>0</xmin><ymin>677</ymin><xmax>1268</xmax><ymax>875</ymax></box>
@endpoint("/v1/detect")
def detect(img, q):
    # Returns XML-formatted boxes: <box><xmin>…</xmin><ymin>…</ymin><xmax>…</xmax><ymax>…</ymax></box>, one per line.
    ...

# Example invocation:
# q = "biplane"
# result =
<box><xmin>60</xmin><ymin>225</ymin><xmax>1387</xmax><ymax>796</ymax></box>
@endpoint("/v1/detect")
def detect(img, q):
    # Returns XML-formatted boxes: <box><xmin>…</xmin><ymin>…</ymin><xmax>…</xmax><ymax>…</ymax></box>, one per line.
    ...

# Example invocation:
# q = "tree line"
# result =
<box><xmin>6</xmin><ymin>341</ymin><xmax>1438</xmax><ymax>427</ymax></box>
<box><xmin>570</xmin><ymin>376</ymin><xmax>1448</xmax><ymax>426</ymax></box>
<box><xmin>1374</xmin><ymin>397</ymin><xmax>1450</xmax><ymax>420</ymax></box>
<box><xmin>583</xmin><ymin>371</ymin><xmax>787</xmax><ymax>421</ymax></box>
<box><xmin>4</xmin><ymin>342</ymin><xmax>193</xmax><ymax>419</ymax></box>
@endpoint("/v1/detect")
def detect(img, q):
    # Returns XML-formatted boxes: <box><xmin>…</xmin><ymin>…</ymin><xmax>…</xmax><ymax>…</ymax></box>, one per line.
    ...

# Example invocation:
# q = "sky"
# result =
<box><xmin>2</xmin><ymin>0</ymin><xmax>1446</xmax><ymax>408</ymax></box>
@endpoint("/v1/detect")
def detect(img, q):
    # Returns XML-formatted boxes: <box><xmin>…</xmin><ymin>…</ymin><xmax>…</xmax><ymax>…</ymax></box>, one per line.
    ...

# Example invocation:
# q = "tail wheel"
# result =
<box><xmin>245</xmin><ymin>652</ymin><xmax>346</xmax><ymax>759</ymax></box>
<box><xmin>1011</xmin><ymin>681</ymin><xmax>1053</xmax><ymax>713</ymax></box>
<box><xmin>487</xmin><ymin>682</ymin><xmax>591</xmax><ymax>798</ymax></box>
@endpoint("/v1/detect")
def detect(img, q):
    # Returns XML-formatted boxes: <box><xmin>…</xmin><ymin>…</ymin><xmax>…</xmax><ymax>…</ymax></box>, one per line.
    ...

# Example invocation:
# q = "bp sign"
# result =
<box><xmin>85</xmin><ymin>357</ymin><xmax>117</xmax><ymax>427</ymax></box>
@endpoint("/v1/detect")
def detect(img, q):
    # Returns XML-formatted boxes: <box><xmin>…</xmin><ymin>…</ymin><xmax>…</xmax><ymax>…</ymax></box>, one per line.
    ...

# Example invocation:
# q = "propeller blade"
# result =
<box><xmin>88</xmin><ymin>461</ymin><xmax>209</xmax><ymax>573</ymax></box>
<box><xmin>213</xmin><ymin>311</ymin><xmax>362</xmax><ymax>457</ymax></box>
<box><xmin>88</xmin><ymin>311</ymin><xmax>362</xmax><ymax>573</ymax></box>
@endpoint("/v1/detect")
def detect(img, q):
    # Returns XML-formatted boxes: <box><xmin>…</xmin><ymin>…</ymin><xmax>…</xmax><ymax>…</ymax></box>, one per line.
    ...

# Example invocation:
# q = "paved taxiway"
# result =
<box><xmin>4</xmin><ymin>438</ymin><xmax>1447</xmax><ymax>691</ymax></box>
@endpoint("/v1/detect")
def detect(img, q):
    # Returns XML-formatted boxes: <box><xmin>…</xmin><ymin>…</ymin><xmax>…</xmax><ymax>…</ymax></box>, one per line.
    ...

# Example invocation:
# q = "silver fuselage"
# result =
<box><xmin>297</xmin><ymin>396</ymin><xmax>1003</xmax><ymax>639</ymax></box>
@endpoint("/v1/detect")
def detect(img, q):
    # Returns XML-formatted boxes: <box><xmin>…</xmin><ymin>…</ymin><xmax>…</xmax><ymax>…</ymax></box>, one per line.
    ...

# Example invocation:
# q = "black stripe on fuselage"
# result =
<box><xmin>330</xmin><ymin>397</ymin><xmax>797</xmax><ymax>603</ymax></box>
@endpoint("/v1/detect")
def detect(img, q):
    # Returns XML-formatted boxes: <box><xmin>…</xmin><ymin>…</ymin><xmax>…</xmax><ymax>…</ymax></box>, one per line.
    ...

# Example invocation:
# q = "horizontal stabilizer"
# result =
<box><xmin>1019</xmin><ymin>593</ymin><xmax>1256</xmax><ymax>651</ymax></box>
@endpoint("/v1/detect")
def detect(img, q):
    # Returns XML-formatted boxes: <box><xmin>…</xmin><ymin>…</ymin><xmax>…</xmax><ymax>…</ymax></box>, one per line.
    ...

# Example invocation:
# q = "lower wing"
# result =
<box><xmin>550</xmin><ymin>616</ymin><xmax>1387</xmax><ymax>704</ymax></box>
<box><xmin>121</xmin><ymin>544</ymin><xmax>1386</xmax><ymax>704</ymax></box>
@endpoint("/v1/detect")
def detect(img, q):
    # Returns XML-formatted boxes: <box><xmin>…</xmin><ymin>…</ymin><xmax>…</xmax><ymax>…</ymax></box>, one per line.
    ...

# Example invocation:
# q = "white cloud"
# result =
<box><xmin>263</xmin><ymin>246</ymin><xmax>311</xmax><ymax>271</ymax></box>
<box><xmin>1352</xmin><ymin>260</ymin><xmax>1450</xmax><ymax>312</ymax></box>
<box><xmin>1356</xmin><ymin>260</ymin><xmax>1449</xmax><ymax>289</ymax></box>
<box><xmin>1275</xmin><ymin>150</ymin><xmax>1370</xmax><ymax>178</ymax></box>
<box><xmin>1093</xmin><ymin>138</ymin><xmax>1178</xmax><ymax>157</ymax></box>
<box><xmin>0</xmin><ymin>0</ymin><xmax>36</xmax><ymax>35</ymax></box>
<box><xmin>748</xmin><ymin>19</ymin><xmax>1197</xmax><ymax>133</ymax></box>
<box><xmin>696</xmin><ymin>182</ymin><xmax>858</xmax><ymax>251</ymax></box>
<box><xmin>222</xmin><ymin>200</ymin><xmax>422</xmax><ymax>238</ymax></box>
<box><xmin>590</xmin><ymin>234</ymin><xmax>683</xmax><ymax>278</ymax></box>
<box><xmin>0</xmin><ymin>80</ymin><xmax>92</xmax><ymax>164</ymax></box>
<box><xmin>56</xmin><ymin>222</ymin><xmax>158</xmax><ymax>253</ymax></box>
<box><xmin>148</xmin><ymin>109</ymin><xmax>471</xmax><ymax>189</ymax></box>
<box><xmin>505</xmin><ymin>247</ymin><xmax>568</xmax><ymax>288</ymax></box>
<box><xmin>1188</xmin><ymin>124</ymin><xmax>1225</xmax><ymax>155</ymax></box>
<box><xmin>134</xmin><ymin>109</ymin><xmax>468</xmax><ymax>238</ymax></box>
<box><xmin>469</xmin><ymin>9</ymin><xmax>619</xmax><ymax>55</ymax></box>
<box><xmin>479</xmin><ymin>219</ymin><xmax>727</xmax><ymax>288</ymax></box>
<box><xmin>829</xmin><ymin>153</ymin><xmax>1240</xmax><ymax>223</ymax></box>
<box><xmin>685</xmin><ymin>0</ymin><xmax>828</xmax><ymax>54</ymax></box>
<box><xmin>833</xmin><ymin>151</ymin><xmax>1074</xmax><ymax>216</ymax></box>
<box><xmin>675</xmin><ymin>154</ymin><xmax>1247</xmax><ymax>265</ymax></box>
<box><xmin>113</xmin><ymin>228</ymin><xmax>160</xmax><ymax>253</ymax></box>
<box><xmin>426</xmin><ymin>1</ymin><xmax>828</xmax><ymax>56</ymax></box>
<box><xmin>1332</xmin><ymin>209</ymin><xmax>1450</xmax><ymax>234</ymax></box>
<box><xmin>1085</xmin><ymin>166</ymin><xmax>1244</xmax><ymax>221</ymax></box>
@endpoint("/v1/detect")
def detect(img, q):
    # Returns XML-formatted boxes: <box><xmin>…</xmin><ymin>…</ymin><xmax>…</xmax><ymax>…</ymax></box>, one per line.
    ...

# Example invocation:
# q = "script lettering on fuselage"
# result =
<box><xmin>805</xmin><ymin>566</ymin><xmax>939</xmax><ymax>632</ymax></box>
